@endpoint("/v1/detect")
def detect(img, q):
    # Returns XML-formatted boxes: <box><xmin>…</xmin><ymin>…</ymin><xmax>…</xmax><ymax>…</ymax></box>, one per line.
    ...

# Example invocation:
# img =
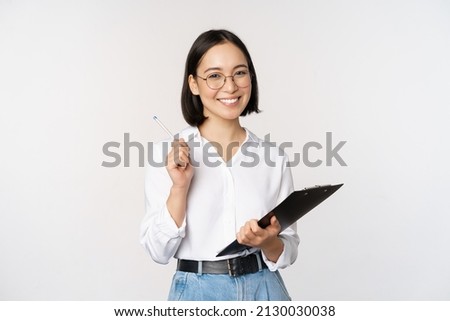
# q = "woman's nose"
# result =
<box><xmin>221</xmin><ymin>76</ymin><xmax>238</xmax><ymax>92</ymax></box>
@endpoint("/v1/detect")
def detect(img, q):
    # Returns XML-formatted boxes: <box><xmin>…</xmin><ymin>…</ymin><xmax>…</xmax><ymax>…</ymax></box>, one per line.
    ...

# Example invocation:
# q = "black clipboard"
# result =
<box><xmin>216</xmin><ymin>183</ymin><xmax>344</xmax><ymax>257</ymax></box>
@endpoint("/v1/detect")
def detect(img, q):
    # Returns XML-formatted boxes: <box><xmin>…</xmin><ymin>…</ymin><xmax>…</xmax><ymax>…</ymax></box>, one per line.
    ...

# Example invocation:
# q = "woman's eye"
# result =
<box><xmin>207</xmin><ymin>73</ymin><xmax>222</xmax><ymax>79</ymax></box>
<box><xmin>234</xmin><ymin>70</ymin><xmax>249</xmax><ymax>77</ymax></box>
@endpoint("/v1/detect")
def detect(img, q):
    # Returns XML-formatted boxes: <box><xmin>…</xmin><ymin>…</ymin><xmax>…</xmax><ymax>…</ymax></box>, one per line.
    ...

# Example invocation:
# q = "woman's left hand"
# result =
<box><xmin>236</xmin><ymin>216</ymin><xmax>284</xmax><ymax>262</ymax></box>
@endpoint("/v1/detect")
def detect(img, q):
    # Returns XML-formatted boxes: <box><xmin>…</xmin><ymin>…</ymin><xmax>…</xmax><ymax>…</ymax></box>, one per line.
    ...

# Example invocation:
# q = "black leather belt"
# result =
<box><xmin>177</xmin><ymin>252</ymin><xmax>267</xmax><ymax>276</ymax></box>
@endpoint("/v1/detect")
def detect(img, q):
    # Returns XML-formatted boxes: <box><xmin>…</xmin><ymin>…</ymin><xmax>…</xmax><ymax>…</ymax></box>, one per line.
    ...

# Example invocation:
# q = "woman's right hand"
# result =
<box><xmin>165</xmin><ymin>138</ymin><xmax>194</xmax><ymax>190</ymax></box>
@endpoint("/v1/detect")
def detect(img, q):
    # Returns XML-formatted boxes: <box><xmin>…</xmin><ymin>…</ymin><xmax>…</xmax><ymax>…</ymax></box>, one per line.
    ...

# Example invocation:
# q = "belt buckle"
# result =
<box><xmin>227</xmin><ymin>259</ymin><xmax>235</xmax><ymax>276</ymax></box>
<box><xmin>227</xmin><ymin>258</ymin><xmax>246</xmax><ymax>277</ymax></box>
<box><xmin>227</xmin><ymin>259</ymin><xmax>243</xmax><ymax>277</ymax></box>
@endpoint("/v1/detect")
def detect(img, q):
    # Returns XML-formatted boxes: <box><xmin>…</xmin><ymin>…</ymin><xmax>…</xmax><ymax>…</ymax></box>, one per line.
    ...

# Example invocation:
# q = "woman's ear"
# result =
<box><xmin>188</xmin><ymin>75</ymin><xmax>200</xmax><ymax>95</ymax></box>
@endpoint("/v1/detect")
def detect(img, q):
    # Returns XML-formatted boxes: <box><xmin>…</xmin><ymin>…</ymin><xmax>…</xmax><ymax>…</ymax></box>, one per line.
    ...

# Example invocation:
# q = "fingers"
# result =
<box><xmin>167</xmin><ymin>138</ymin><xmax>190</xmax><ymax>168</ymax></box>
<box><xmin>267</xmin><ymin>216</ymin><xmax>281</xmax><ymax>234</ymax></box>
<box><xmin>172</xmin><ymin>138</ymin><xmax>190</xmax><ymax>167</ymax></box>
<box><xmin>247</xmin><ymin>219</ymin><xmax>261</xmax><ymax>234</ymax></box>
<box><xmin>236</xmin><ymin>217</ymin><xmax>281</xmax><ymax>247</ymax></box>
<box><xmin>237</xmin><ymin>219</ymin><xmax>262</xmax><ymax>245</ymax></box>
<box><xmin>165</xmin><ymin>137</ymin><xmax>195</xmax><ymax>188</ymax></box>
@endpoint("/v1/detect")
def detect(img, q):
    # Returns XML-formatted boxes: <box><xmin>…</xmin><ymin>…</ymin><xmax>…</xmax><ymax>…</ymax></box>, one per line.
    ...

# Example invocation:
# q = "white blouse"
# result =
<box><xmin>140</xmin><ymin>126</ymin><xmax>299</xmax><ymax>271</ymax></box>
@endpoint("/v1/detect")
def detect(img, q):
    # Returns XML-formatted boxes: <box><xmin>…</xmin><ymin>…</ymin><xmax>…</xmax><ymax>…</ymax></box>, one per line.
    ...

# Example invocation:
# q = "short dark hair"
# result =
<box><xmin>181</xmin><ymin>29</ymin><xmax>260</xmax><ymax>126</ymax></box>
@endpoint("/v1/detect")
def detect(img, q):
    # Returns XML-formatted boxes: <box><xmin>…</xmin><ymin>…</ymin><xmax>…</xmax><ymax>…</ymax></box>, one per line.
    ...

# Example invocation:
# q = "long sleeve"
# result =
<box><xmin>139</xmin><ymin>142</ymin><xmax>186</xmax><ymax>264</ymax></box>
<box><xmin>140</xmin><ymin>126</ymin><xmax>300</xmax><ymax>266</ymax></box>
<box><xmin>261</xmin><ymin>154</ymin><xmax>300</xmax><ymax>271</ymax></box>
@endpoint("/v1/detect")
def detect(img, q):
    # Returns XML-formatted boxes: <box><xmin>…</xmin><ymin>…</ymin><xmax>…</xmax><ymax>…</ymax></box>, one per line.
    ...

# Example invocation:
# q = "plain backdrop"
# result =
<box><xmin>1</xmin><ymin>0</ymin><xmax>449</xmax><ymax>300</ymax></box>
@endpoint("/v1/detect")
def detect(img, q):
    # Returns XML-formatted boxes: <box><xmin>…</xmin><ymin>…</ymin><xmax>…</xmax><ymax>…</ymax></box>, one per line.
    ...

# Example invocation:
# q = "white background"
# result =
<box><xmin>1</xmin><ymin>0</ymin><xmax>449</xmax><ymax>300</ymax></box>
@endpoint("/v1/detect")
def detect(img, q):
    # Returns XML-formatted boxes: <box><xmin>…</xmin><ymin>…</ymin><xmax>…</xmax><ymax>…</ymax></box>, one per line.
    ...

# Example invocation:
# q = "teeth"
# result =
<box><xmin>219</xmin><ymin>98</ymin><xmax>238</xmax><ymax>104</ymax></box>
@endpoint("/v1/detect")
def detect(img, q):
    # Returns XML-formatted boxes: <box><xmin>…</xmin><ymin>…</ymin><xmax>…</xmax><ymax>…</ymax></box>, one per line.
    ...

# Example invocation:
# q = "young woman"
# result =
<box><xmin>141</xmin><ymin>29</ymin><xmax>299</xmax><ymax>300</ymax></box>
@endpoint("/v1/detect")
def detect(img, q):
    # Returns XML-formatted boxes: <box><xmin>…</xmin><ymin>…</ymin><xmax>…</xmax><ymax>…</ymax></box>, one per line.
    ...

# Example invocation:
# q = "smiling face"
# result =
<box><xmin>188</xmin><ymin>42</ymin><xmax>252</xmax><ymax>124</ymax></box>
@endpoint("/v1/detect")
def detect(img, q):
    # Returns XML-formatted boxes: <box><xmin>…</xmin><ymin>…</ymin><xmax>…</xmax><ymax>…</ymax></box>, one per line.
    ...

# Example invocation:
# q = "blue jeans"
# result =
<box><xmin>168</xmin><ymin>269</ymin><xmax>291</xmax><ymax>301</ymax></box>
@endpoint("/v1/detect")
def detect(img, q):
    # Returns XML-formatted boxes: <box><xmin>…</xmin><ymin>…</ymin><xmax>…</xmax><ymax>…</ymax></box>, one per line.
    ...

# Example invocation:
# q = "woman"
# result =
<box><xmin>141</xmin><ymin>29</ymin><xmax>299</xmax><ymax>300</ymax></box>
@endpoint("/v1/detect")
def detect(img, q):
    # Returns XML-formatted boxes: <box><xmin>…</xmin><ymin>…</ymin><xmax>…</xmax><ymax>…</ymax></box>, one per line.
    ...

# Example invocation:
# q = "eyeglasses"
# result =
<box><xmin>196</xmin><ymin>70</ymin><xmax>252</xmax><ymax>90</ymax></box>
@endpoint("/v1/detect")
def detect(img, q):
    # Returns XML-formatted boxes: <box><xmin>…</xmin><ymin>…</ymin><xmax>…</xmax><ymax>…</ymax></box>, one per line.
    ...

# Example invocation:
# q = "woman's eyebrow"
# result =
<box><xmin>203</xmin><ymin>67</ymin><xmax>222</xmax><ymax>73</ymax></box>
<box><xmin>203</xmin><ymin>64</ymin><xmax>249</xmax><ymax>74</ymax></box>
<box><xmin>233</xmin><ymin>64</ymin><xmax>249</xmax><ymax>70</ymax></box>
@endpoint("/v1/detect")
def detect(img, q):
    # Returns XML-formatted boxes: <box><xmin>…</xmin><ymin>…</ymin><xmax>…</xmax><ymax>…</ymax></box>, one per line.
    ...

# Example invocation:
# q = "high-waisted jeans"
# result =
<box><xmin>168</xmin><ymin>269</ymin><xmax>291</xmax><ymax>301</ymax></box>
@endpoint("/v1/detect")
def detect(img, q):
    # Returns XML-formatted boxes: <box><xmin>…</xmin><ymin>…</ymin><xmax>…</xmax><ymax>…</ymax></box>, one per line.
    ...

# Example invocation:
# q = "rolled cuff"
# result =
<box><xmin>159</xmin><ymin>205</ymin><xmax>186</xmax><ymax>238</ymax></box>
<box><xmin>261</xmin><ymin>234</ymin><xmax>299</xmax><ymax>271</ymax></box>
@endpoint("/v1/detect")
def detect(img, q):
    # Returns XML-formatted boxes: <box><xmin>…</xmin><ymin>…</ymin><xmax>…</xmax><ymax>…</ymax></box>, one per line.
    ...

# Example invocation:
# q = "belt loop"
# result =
<box><xmin>197</xmin><ymin>261</ymin><xmax>203</xmax><ymax>276</ymax></box>
<box><xmin>256</xmin><ymin>252</ymin><xmax>263</xmax><ymax>271</ymax></box>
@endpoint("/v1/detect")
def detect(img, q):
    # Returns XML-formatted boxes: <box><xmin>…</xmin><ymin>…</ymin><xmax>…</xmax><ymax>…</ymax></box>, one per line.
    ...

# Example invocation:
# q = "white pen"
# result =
<box><xmin>153</xmin><ymin>115</ymin><xmax>187</xmax><ymax>168</ymax></box>
<box><xmin>153</xmin><ymin>115</ymin><xmax>174</xmax><ymax>138</ymax></box>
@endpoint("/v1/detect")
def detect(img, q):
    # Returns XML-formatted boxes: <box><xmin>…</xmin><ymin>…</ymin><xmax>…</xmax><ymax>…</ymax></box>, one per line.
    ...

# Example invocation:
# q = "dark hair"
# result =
<box><xmin>181</xmin><ymin>29</ymin><xmax>260</xmax><ymax>126</ymax></box>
